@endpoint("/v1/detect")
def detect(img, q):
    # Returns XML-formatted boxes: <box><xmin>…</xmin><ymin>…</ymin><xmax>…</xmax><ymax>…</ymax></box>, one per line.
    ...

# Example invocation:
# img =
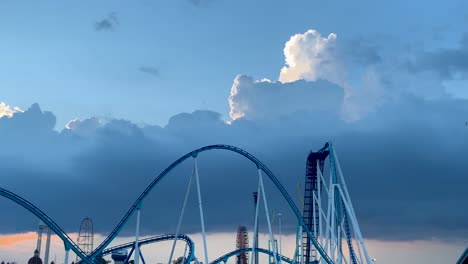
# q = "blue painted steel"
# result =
<box><xmin>0</xmin><ymin>187</ymin><xmax>93</xmax><ymax>263</ymax></box>
<box><xmin>124</xmin><ymin>247</ymin><xmax>135</xmax><ymax>264</ymax></box>
<box><xmin>328</xmin><ymin>142</ymin><xmax>343</xmax><ymax>258</ymax></box>
<box><xmin>329</xmin><ymin>142</ymin><xmax>357</xmax><ymax>264</ymax></box>
<box><xmin>0</xmin><ymin>145</ymin><xmax>334</xmax><ymax>264</ymax></box>
<box><xmin>210</xmin><ymin>247</ymin><xmax>294</xmax><ymax>264</ymax></box>
<box><xmin>88</xmin><ymin>144</ymin><xmax>333</xmax><ymax>264</ymax></box>
<box><xmin>456</xmin><ymin>247</ymin><xmax>468</xmax><ymax>264</ymax></box>
<box><xmin>343</xmin><ymin>202</ymin><xmax>358</xmax><ymax>264</ymax></box>
<box><xmin>100</xmin><ymin>234</ymin><xmax>195</xmax><ymax>264</ymax></box>
<box><xmin>139</xmin><ymin>249</ymin><xmax>146</xmax><ymax>264</ymax></box>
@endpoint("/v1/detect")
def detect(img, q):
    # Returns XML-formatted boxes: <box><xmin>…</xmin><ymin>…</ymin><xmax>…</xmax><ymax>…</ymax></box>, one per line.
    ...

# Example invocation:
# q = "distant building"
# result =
<box><xmin>28</xmin><ymin>250</ymin><xmax>43</xmax><ymax>264</ymax></box>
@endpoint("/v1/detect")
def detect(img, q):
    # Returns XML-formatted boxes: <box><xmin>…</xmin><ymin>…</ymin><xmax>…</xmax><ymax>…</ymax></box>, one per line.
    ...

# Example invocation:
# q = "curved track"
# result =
<box><xmin>101</xmin><ymin>234</ymin><xmax>194</xmax><ymax>263</ymax></box>
<box><xmin>1</xmin><ymin>144</ymin><xmax>333</xmax><ymax>264</ymax></box>
<box><xmin>210</xmin><ymin>247</ymin><xmax>294</xmax><ymax>264</ymax></box>
<box><xmin>91</xmin><ymin>145</ymin><xmax>332</xmax><ymax>263</ymax></box>
<box><xmin>0</xmin><ymin>187</ymin><xmax>91</xmax><ymax>263</ymax></box>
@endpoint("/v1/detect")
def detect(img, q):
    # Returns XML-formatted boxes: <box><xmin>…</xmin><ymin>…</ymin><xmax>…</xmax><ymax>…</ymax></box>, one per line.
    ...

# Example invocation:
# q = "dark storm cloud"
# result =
<box><xmin>408</xmin><ymin>33</ymin><xmax>468</xmax><ymax>79</ymax></box>
<box><xmin>94</xmin><ymin>12</ymin><xmax>118</xmax><ymax>31</ymax></box>
<box><xmin>344</xmin><ymin>37</ymin><xmax>382</xmax><ymax>65</ymax></box>
<box><xmin>0</xmin><ymin>95</ymin><xmax>467</xmax><ymax>241</ymax></box>
<box><xmin>139</xmin><ymin>66</ymin><xmax>159</xmax><ymax>77</ymax></box>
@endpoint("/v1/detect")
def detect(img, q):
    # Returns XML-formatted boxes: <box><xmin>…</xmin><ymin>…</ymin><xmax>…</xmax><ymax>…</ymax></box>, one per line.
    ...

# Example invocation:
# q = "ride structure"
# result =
<box><xmin>296</xmin><ymin>142</ymin><xmax>372</xmax><ymax>264</ymax></box>
<box><xmin>0</xmin><ymin>143</ymin><xmax>373</xmax><ymax>264</ymax></box>
<box><xmin>76</xmin><ymin>218</ymin><xmax>94</xmax><ymax>262</ymax></box>
<box><xmin>236</xmin><ymin>226</ymin><xmax>249</xmax><ymax>264</ymax></box>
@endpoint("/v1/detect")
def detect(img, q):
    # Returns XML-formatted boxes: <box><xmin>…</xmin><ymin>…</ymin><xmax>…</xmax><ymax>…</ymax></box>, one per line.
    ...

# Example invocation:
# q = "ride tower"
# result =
<box><xmin>76</xmin><ymin>218</ymin><xmax>94</xmax><ymax>262</ymax></box>
<box><xmin>302</xmin><ymin>146</ymin><xmax>329</xmax><ymax>264</ymax></box>
<box><xmin>300</xmin><ymin>142</ymin><xmax>373</xmax><ymax>264</ymax></box>
<box><xmin>236</xmin><ymin>226</ymin><xmax>249</xmax><ymax>264</ymax></box>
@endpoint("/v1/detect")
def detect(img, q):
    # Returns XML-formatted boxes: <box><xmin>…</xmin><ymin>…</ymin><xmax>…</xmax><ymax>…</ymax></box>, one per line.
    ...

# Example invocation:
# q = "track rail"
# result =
<box><xmin>0</xmin><ymin>187</ymin><xmax>92</xmax><ymax>263</ymax></box>
<box><xmin>90</xmin><ymin>144</ymin><xmax>333</xmax><ymax>263</ymax></box>
<box><xmin>1</xmin><ymin>144</ymin><xmax>334</xmax><ymax>264</ymax></box>
<box><xmin>210</xmin><ymin>247</ymin><xmax>294</xmax><ymax>264</ymax></box>
<box><xmin>100</xmin><ymin>234</ymin><xmax>194</xmax><ymax>263</ymax></box>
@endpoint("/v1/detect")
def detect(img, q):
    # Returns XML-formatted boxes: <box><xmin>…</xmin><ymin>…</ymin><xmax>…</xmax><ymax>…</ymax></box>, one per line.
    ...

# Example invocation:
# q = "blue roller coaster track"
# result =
<box><xmin>0</xmin><ymin>187</ymin><xmax>91</xmax><ymax>263</ymax></box>
<box><xmin>0</xmin><ymin>144</ymin><xmax>334</xmax><ymax>264</ymax></box>
<box><xmin>100</xmin><ymin>234</ymin><xmax>194</xmax><ymax>264</ymax></box>
<box><xmin>210</xmin><ymin>247</ymin><xmax>294</xmax><ymax>264</ymax></box>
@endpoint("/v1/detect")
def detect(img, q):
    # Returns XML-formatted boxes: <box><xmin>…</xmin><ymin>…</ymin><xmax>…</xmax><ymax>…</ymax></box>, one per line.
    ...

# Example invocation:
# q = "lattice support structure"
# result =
<box><xmin>236</xmin><ymin>226</ymin><xmax>249</xmax><ymax>264</ymax></box>
<box><xmin>76</xmin><ymin>217</ymin><xmax>94</xmax><ymax>262</ymax></box>
<box><xmin>299</xmin><ymin>142</ymin><xmax>373</xmax><ymax>264</ymax></box>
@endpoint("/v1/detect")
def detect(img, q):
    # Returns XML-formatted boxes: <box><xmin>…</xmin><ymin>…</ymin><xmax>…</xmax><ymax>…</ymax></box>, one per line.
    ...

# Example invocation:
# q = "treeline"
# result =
<box><xmin>1</xmin><ymin>261</ymin><xmax>18</xmax><ymax>264</ymax></box>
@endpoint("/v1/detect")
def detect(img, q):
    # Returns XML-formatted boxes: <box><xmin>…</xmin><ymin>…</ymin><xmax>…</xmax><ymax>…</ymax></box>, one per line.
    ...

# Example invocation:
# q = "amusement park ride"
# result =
<box><xmin>0</xmin><ymin>142</ymin><xmax>374</xmax><ymax>264</ymax></box>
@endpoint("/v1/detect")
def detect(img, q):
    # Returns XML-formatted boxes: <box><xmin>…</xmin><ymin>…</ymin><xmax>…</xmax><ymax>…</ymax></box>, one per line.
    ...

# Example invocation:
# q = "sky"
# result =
<box><xmin>1</xmin><ymin>0</ymin><xmax>468</xmax><ymax>263</ymax></box>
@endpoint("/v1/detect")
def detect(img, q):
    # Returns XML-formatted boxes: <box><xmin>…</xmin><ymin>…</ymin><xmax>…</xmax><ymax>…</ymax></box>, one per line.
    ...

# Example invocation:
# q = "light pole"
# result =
<box><xmin>278</xmin><ymin>213</ymin><xmax>282</xmax><ymax>257</ymax></box>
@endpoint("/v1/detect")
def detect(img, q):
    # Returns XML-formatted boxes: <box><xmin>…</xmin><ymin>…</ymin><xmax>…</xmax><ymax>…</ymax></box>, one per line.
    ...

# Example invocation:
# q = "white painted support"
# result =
<box><xmin>64</xmin><ymin>249</ymin><xmax>69</xmax><ymax>264</ymax></box>
<box><xmin>183</xmin><ymin>242</ymin><xmax>188</xmax><ymax>262</ymax></box>
<box><xmin>316</xmin><ymin>160</ymin><xmax>324</xmax><ymax>248</ymax></box>
<box><xmin>337</xmin><ymin>209</ymin><xmax>342</xmax><ymax>264</ymax></box>
<box><xmin>330</xmin><ymin>185</ymin><xmax>336</xmax><ymax>262</ymax></box>
<box><xmin>323</xmin><ymin>178</ymin><xmax>333</xmax><ymax>257</ymax></box>
<box><xmin>44</xmin><ymin>227</ymin><xmax>51</xmax><ymax>264</ymax></box>
<box><xmin>168</xmin><ymin>168</ymin><xmax>194</xmax><ymax>264</ymax></box>
<box><xmin>194</xmin><ymin>157</ymin><xmax>209</xmax><ymax>264</ymax></box>
<box><xmin>36</xmin><ymin>221</ymin><xmax>44</xmax><ymax>255</ymax></box>
<box><xmin>250</xmin><ymin>176</ymin><xmax>261</xmax><ymax>264</ymax></box>
<box><xmin>313</xmin><ymin>194</ymin><xmax>317</xmax><ymax>238</ymax></box>
<box><xmin>299</xmin><ymin>225</ymin><xmax>304</xmax><ymax>264</ymax></box>
<box><xmin>336</xmin><ymin>185</ymin><xmax>371</xmax><ymax>264</ymax></box>
<box><xmin>333</xmin><ymin>148</ymin><xmax>372</xmax><ymax>264</ymax></box>
<box><xmin>134</xmin><ymin>205</ymin><xmax>142</xmax><ymax>264</ymax></box>
<box><xmin>258</xmin><ymin>168</ymin><xmax>279</xmax><ymax>264</ymax></box>
<box><xmin>278</xmin><ymin>213</ymin><xmax>283</xmax><ymax>261</ymax></box>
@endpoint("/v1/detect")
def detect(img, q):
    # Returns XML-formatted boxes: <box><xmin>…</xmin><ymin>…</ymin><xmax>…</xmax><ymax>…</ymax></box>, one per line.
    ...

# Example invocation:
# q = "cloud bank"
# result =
<box><xmin>1</xmin><ymin>29</ymin><xmax>467</xmax><ymax>243</ymax></box>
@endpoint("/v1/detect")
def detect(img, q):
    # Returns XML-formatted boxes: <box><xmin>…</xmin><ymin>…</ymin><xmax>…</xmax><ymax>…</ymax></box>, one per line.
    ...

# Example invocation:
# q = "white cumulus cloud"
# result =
<box><xmin>229</xmin><ymin>75</ymin><xmax>344</xmax><ymax>120</ymax></box>
<box><xmin>0</xmin><ymin>102</ymin><xmax>22</xmax><ymax>119</ymax></box>
<box><xmin>279</xmin><ymin>29</ymin><xmax>346</xmax><ymax>87</ymax></box>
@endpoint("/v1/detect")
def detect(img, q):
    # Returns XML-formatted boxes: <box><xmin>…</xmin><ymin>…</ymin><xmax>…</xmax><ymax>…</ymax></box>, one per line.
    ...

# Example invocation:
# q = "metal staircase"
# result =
<box><xmin>302</xmin><ymin>150</ymin><xmax>329</xmax><ymax>264</ymax></box>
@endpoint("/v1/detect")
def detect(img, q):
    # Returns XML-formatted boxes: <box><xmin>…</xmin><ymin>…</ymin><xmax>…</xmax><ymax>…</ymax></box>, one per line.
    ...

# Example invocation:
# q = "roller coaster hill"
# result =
<box><xmin>0</xmin><ymin>142</ymin><xmax>375</xmax><ymax>264</ymax></box>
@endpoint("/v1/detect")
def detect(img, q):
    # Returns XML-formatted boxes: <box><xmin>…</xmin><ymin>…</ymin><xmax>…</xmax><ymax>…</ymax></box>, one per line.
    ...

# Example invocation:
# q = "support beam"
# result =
<box><xmin>36</xmin><ymin>222</ymin><xmax>44</xmax><ymax>255</ymax></box>
<box><xmin>64</xmin><ymin>249</ymin><xmax>70</xmax><ymax>264</ymax></box>
<box><xmin>251</xmin><ymin>182</ymin><xmax>261</xmax><ymax>264</ymax></box>
<box><xmin>194</xmin><ymin>157</ymin><xmax>209</xmax><ymax>264</ymax></box>
<box><xmin>134</xmin><ymin>204</ymin><xmax>142</xmax><ymax>264</ymax></box>
<box><xmin>258</xmin><ymin>168</ymin><xmax>279</xmax><ymax>264</ymax></box>
<box><xmin>139</xmin><ymin>249</ymin><xmax>146</xmax><ymax>264</ymax></box>
<box><xmin>278</xmin><ymin>213</ymin><xmax>283</xmax><ymax>260</ymax></box>
<box><xmin>44</xmin><ymin>227</ymin><xmax>51</xmax><ymax>264</ymax></box>
<box><xmin>168</xmin><ymin>168</ymin><xmax>194</xmax><ymax>264</ymax></box>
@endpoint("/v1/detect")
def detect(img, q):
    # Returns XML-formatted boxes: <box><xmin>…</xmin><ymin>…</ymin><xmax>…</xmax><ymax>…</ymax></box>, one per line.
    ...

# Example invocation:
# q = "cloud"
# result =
<box><xmin>0</xmin><ymin>99</ymin><xmax>467</xmax><ymax>242</ymax></box>
<box><xmin>274</xmin><ymin>29</ymin><xmax>389</xmax><ymax>121</ymax></box>
<box><xmin>2</xmin><ymin>29</ymin><xmax>468</xmax><ymax>243</ymax></box>
<box><xmin>139</xmin><ymin>66</ymin><xmax>159</xmax><ymax>77</ymax></box>
<box><xmin>408</xmin><ymin>33</ymin><xmax>468</xmax><ymax>79</ymax></box>
<box><xmin>0</xmin><ymin>102</ymin><xmax>22</xmax><ymax>119</ymax></box>
<box><xmin>94</xmin><ymin>12</ymin><xmax>119</xmax><ymax>31</ymax></box>
<box><xmin>228</xmin><ymin>75</ymin><xmax>344</xmax><ymax>120</ymax></box>
<box><xmin>65</xmin><ymin>117</ymin><xmax>101</xmax><ymax>137</ymax></box>
<box><xmin>279</xmin><ymin>30</ymin><xmax>345</xmax><ymax>87</ymax></box>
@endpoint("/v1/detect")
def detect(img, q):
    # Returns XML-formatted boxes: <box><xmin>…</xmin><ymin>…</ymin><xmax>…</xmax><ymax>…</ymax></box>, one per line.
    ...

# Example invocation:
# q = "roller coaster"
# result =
<box><xmin>0</xmin><ymin>143</ymin><xmax>372</xmax><ymax>264</ymax></box>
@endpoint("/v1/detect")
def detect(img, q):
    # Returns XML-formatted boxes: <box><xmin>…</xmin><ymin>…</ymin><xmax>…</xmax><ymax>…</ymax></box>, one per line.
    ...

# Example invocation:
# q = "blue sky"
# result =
<box><xmin>2</xmin><ymin>0</ymin><xmax>467</xmax><ymax>127</ymax></box>
<box><xmin>1</xmin><ymin>1</ymin><xmax>468</xmax><ymax>264</ymax></box>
